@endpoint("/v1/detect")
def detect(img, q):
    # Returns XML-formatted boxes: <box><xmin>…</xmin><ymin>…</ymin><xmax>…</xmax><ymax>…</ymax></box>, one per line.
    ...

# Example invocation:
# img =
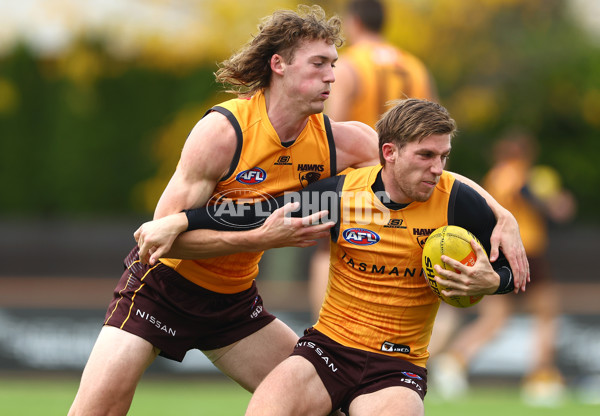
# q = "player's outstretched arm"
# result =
<box><xmin>450</xmin><ymin>171</ymin><xmax>529</xmax><ymax>293</ymax></box>
<box><xmin>136</xmin><ymin>175</ymin><xmax>342</xmax><ymax>264</ymax></box>
<box><xmin>135</xmin><ymin>203</ymin><xmax>334</xmax><ymax>265</ymax></box>
<box><xmin>242</xmin><ymin>202</ymin><xmax>334</xmax><ymax>251</ymax></box>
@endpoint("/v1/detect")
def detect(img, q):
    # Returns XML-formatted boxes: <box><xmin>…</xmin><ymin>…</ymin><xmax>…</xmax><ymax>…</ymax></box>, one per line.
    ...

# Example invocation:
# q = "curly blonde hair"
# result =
<box><xmin>215</xmin><ymin>5</ymin><xmax>343</xmax><ymax>97</ymax></box>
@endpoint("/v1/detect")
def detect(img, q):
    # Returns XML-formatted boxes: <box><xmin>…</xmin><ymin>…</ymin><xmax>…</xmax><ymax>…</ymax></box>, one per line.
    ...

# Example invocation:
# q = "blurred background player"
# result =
<box><xmin>429</xmin><ymin>129</ymin><xmax>577</xmax><ymax>407</ymax></box>
<box><xmin>308</xmin><ymin>0</ymin><xmax>439</xmax><ymax>318</ymax></box>
<box><xmin>325</xmin><ymin>0</ymin><xmax>437</xmax><ymax>125</ymax></box>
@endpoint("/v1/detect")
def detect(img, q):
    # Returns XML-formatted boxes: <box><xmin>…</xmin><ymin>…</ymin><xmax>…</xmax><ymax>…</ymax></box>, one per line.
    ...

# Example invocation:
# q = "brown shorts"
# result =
<box><xmin>104</xmin><ymin>246</ymin><xmax>276</xmax><ymax>361</ymax></box>
<box><xmin>528</xmin><ymin>255</ymin><xmax>551</xmax><ymax>286</ymax></box>
<box><xmin>292</xmin><ymin>328</ymin><xmax>427</xmax><ymax>414</ymax></box>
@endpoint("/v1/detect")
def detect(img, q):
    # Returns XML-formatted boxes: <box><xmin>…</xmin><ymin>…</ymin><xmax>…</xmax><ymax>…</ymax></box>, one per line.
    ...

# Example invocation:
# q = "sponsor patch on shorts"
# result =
<box><xmin>381</xmin><ymin>341</ymin><xmax>410</xmax><ymax>354</ymax></box>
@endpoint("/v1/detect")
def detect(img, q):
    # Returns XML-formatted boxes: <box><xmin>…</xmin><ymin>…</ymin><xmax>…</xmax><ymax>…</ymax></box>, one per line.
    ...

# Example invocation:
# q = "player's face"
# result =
<box><xmin>282</xmin><ymin>39</ymin><xmax>337</xmax><ymax>115</ymax></box>
<box><xmin>389</xmin><ymin>134</ymin><xmax>451</xmax><ymax>203</ymax></box>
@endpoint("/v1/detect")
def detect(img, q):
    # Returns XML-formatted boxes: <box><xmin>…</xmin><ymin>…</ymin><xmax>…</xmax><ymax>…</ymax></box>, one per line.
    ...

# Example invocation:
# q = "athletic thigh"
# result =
<box><xmin>69</xmin><ymin>326</ymin><xmax>159</xmax><ymax>416</ymax></box>
<box><xmin>348</xmin><ymin>386</ymin><xmax>424</xmax><ymax>416</ymax></box>
<box><xmin>246</xmin><ymin>355</ymin><xmax>332</xmax><ymax>416</ymax></box>
<box><xmin>204</xmin><ymin>318</ymin><xmax>299</xmax><ymax>392</ymax></box>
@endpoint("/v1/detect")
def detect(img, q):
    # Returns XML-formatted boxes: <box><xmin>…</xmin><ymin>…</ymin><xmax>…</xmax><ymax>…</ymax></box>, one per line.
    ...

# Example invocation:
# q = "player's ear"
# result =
<box><xmin>270</xmin><ymin>54</ymin><xmax>285</xmax><ymax>75</ymax></box>
<box><xmin>381</xmin><ymin>143</ymin><xmax>398</xmax><ymax>164</ymax></box>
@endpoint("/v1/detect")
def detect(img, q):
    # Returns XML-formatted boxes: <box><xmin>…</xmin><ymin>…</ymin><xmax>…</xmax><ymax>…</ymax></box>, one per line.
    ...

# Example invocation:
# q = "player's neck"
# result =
<box><xmin>264</xmin><ymin>89</ymin><xmax>310</xmax><ymax>143</ymax></box>
<box><xmin>380</xmin><ymin>165</ymin><xmax>412</xmax><ymax>204</ymax></box>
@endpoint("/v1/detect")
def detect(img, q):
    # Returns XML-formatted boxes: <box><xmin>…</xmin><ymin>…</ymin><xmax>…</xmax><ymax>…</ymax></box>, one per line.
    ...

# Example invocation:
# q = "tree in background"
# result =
<box><xmin>0</xmin><ymin>0</ymin><xmax>598</xmax><ymax>222</ymax></box>
<box><xmin>382</xmin><ymin>0</ymin><xmax>599</xmax><ymax>220</ymax></box>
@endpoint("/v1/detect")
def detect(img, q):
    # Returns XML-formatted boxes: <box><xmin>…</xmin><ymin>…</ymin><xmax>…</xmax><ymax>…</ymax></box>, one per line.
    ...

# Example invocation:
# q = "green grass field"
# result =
<box><xmin>1</xmin><ymin>374</ymin><xmax>598</xmax><ymax>415</ymax></box>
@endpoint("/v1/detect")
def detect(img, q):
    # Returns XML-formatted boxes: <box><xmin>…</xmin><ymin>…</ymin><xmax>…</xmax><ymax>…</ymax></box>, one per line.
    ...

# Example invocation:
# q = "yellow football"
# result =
<box><xmin>422</xmin><ymin>225</ymin><xmax>486</xmax><ymax>308</ymax></box>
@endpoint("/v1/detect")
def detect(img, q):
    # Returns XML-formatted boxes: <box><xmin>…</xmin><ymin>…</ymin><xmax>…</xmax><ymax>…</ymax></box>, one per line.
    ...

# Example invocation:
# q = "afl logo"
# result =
<box><xmin>342</xmin><ymin>228</ymin><xmax>380</xmax><ymax>245</ymax></box>
<box><xmin>236</xmin><ymin>167</ymin><xmax>266</xmax><ymax>184</ymax></box>
<box><xmin>401</xmin><ymin>371</ymin><xmax>423</xmax><ymax>380</ymax></box>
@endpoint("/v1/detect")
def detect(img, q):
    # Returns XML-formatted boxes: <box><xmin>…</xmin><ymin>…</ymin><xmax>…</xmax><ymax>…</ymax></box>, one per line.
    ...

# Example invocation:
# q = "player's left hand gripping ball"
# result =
<box><xmin>422</xmin><ymin>225</ymin><xmax>485</xmax><ymax>308</ymax></box>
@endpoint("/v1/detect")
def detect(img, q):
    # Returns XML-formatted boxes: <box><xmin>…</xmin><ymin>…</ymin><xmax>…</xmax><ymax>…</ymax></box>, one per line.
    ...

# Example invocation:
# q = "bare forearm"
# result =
<box><xmin>165</xmin><ymin>228</ymin><xmax>263</xmax><ymax>259</ymax></box>
<box><xmin>136</xmin><ymin>201</ymin><xmax>334</xmax><ymax>265</ymax></box>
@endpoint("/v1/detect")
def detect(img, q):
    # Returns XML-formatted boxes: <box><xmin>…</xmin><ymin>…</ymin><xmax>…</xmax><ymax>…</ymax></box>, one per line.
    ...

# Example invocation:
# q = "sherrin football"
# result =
<box><xmin>422</xmin><ymin>225</ymin><xmax>485</xmax><ymax>308</ymax></box>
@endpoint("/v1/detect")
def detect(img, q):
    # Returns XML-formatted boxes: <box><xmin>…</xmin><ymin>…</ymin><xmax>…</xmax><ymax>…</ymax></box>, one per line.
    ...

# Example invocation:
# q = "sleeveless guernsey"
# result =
<box><xmin>162</xmin><ymin>91</ymin><xmax>335</xmax><ymax>293</ymax></box>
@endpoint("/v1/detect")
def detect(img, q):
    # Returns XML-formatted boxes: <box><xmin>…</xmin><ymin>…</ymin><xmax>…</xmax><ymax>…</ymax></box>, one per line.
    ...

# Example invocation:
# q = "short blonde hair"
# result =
<box><xmin>376</xmin><ymin>99</ymin><xmax>456</xmax><ymax>165</ymax></box>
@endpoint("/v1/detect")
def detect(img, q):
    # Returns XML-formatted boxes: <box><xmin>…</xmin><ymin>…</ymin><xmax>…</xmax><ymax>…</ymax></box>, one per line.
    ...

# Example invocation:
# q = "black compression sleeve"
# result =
<box><xmin>451</xmin><ymin>180</ymin><xmax>515</xmax><ymax>294</ymax></box>
<box><xmin>494</xmin><ymin>266</ymin><xmax>514</xmax><ymax>294</ymax></box>
<box><xmin>185</xmin><ymin>175</ymin><xmax>343</xmax><ymax>231</ymax></box>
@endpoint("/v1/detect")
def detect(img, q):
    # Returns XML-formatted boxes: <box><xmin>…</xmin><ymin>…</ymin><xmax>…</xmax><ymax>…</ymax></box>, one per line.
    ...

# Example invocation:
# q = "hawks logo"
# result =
<box><xmin>343</xmin><ymin>228</ymin><xmax>380</xmax><ymax>245</ymax></box>
<box><xmin>298</xmin><ymin>164</ymin><xmax>324</xmax><ymax>188</ymax></box>
<box><xmin>413</xmin><ymin>228</ymin><xmax>436</xmax><ymax>248</ymax></box>
<box><xmin>236</xmin><ymin>167</ymin><xmax>266</xmax><ymax>184</ymax></box>
<box><xmin>299</xmin><ymin>171</ymin><xmax>321</xmax><ymax>188</ymax></box>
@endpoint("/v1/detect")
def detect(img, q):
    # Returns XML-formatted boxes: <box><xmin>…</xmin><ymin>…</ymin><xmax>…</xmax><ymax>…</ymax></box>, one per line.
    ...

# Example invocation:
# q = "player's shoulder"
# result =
<box><xmin>180</xmin><ymin>111</ymin><xmax>238</xmax><ymax>166</ymax></box>
<box><xmin>188</xmin><ymin>111</ymin><xmax>238</xmax><ymax>145</ymax></box>
<box><xmin>329</xmin><ymin>119</ymin><xmax>376</xmax><ymax>143</ymax></box>
<box><xmin>453</xmin><ymin>177</ymin><xmax>484</xmax><ymax>199</ymax></box>
<box><xmin>395</xmin><ymin>46</ymin><xmax>426</xmax><ymax>65</ymax></box>
<box><xmin>452</xmin><ymin>178</ymin><xmax>493</xmax><ymax>216</ymax></box>
<box><xmin>329</xmin><ymin>120</ymin><xmax>379</xmax><ymax>169</ymax></box>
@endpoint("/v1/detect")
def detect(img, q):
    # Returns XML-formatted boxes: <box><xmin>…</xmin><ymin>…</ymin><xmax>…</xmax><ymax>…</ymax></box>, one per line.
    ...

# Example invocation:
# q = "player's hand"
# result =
<box><xmin>434</xmin><ymin>240</ymin><xmax>500</xmax><ymax>297</ymax></box>
<box><xmin>134</xmin><ymin>212</ymin><xmax>189</xmax><ymax>265</ymax></box>
<box><xmin>257</xmin><ymin>202</ymin><xmax>335</xmax><ymax>249</ymax></box>
<box><xmin>490</xmin><ymin>208</ymin><xmax>529</xmax><ymax>293</ymax></box>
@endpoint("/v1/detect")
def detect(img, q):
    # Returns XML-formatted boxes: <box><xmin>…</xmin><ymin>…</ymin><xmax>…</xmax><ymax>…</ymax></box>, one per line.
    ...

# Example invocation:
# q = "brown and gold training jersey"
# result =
<box><xmin>161</xmin><ymin>90</ymin><xmax>336</xmax><ymax>293</ymax></box>
<box><xmin>314</xmin><ymin>166</ymin><xmax>456</xmax><ymax>367</ymax></box>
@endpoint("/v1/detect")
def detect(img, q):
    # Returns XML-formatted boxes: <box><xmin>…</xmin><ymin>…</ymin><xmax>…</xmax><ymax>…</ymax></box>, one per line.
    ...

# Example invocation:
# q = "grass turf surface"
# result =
<box><xmin>1</xmin><ymin>375</ymin><xmax>598</xmax><ymax>415</ymax></box>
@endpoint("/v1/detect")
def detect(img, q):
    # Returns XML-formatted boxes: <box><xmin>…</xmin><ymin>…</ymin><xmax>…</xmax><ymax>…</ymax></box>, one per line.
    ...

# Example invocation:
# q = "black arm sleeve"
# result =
<box><xmin>450</xmin><ymin>180</ymin><xmax>515</xmax><ymax>294</ymax></box>
<box><xmin>185</xmin><ymin>175</ymin><xmax>343</xmax><ymax>232</ymax></box>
